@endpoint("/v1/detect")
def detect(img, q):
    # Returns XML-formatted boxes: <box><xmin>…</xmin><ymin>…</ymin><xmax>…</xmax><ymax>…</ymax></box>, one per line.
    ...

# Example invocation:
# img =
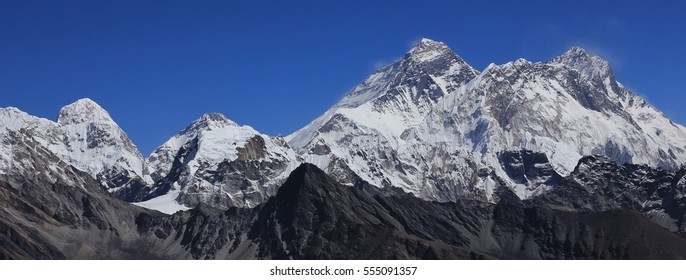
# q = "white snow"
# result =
<box><xmin>133</xmin><ymin>186</ymin><xmax>190</xmax><ymax>215</ymax></box>
<box><xmin>336</xmin><ymin>102</ymin><xmax>421</xmax><ymax>137</ymax></box>
<box><xmin>0</xmin><ymin>100</ymin><xmax>149</xmax><ymax>192</ymax></box>
<box><xmin>409</xmin><ymin>38</ymin><xmax>450</xmax><ymax>62</ymax></box>
<box><xmin>144</xmin><ymin>112</ymin><xmax>301</xmax><ymax>210</ymax></box>
<box><xmin>3</xmin><ymin>42</ymin><xmax>686</xmax><ymax>211</ymax></box>
<box><xmin>287</xmin><ymin>42</ymin><xmax>686</xmax><ymax>203</ymax></box>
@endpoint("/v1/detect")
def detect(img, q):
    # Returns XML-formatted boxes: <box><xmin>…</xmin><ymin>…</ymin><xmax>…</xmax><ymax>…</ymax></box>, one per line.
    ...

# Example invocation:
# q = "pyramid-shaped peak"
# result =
<box><xmin>550</xmin><ymin>46</ymin><xmax>610</xmax><ymax>65</ymax></box>
<box><xmin>58</xmin><ymin>98</ymin><xmax>114</xmax><ymax>125</ymax></box>
<box><xmin>408</xmin><ymin>38</ymin><xmax>455</xmax><ymax>62</ymax></box>
<box><xmin>417</xmin><ymin>38</ymin><xmax>446</xmax><ymax>46</ymax></box>
<box><xmin>180</xmin><ymin>112</ymin><xmax>237</xmax><ymax>135</ymax></box>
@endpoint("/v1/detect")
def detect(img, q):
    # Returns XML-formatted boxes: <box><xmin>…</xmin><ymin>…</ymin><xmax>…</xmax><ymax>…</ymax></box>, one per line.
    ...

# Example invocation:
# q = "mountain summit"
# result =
<box><xmin>408</xmin><ymin>38</ymin><xmax>454</xmax><ymax>62</ymax></box>
<box><xmin>0</xmin><ymin>98</ymin><xmax>148</xmax><ymax>199</ymax></box>
<box><xmin>57</xmin><ymin>98</ymin><xmax>115</xmax><ymax>125</ymax></box>
<box><xmin>288</xmin><ymin>42</ymin><xmax>686</xmax><ymax>202</ymax></box>
<box><xmin>548</xmin><ymin>46</ymin><xmax>612</xmax><ymax>80</ymax></box>
<box><xmin>179</xmin><ymin>112</ymin><xmax>238</xmax><ymax>135</ymax></box>
<box><xmin>2</xmin><ymin>41</ymin><xmax>685</xmax><ymax>216</ymax></box>
<box><xmin>3</xmin><ymin>41</ymin><xmax>686</xmax><ymax>260</ymax></box>
<box><xmin>139</xmin><ymin>112</ymin><xmax>300</xmax><ymax>213</ymax></box>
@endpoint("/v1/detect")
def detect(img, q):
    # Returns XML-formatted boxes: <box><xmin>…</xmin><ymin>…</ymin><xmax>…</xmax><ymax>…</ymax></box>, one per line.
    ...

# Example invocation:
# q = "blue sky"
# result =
<box><xmin>1</xmin><ymin>0</ymin><xmax>685</xmax><ymax>155</ymax></box>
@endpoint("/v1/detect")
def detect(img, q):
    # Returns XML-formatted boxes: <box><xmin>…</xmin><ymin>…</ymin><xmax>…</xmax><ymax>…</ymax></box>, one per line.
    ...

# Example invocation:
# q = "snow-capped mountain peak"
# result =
<box><xmin>140</xmin><ymin>112</ymin><xmax>301</xmax><ymax>212</ymax></box>
<box><xmin>287</xmin><ymin>39</ymin><xmax>483</xmax><ymax>192</ymax></box>
<box><xmin>145</xmin><ymin>113</ymin><xmax>244</xmax><ymax>175</ymax></box>
<box><xmin>57</xmin><ymin>98</ymin><xmax>115</xmax><ymax>125</ymax></box>
<box><xmin>548</xmin><ymin>46</ymin><xmax>611</xmax><ymax>79</ymax></box>
<box><xmin>4</xmin><ymin>40</ymin><xmax>685</xmax><ymax>219</ymax></box>
<box><xmin>179</xmin><ymin>112</ymin><xmax>238</xmax><ymax>135</ymax></box>
<box><xmin>55</xmin><ymin>98</ymin><xmax>149</xmax><ymax>196</ymax></box>
<box><xmin>332</xmin><ymin>38</ymin><xmax>476</xmax><ymax>110</ymax></box>
<box><xmin>0</xmin><ymin>99</ymin><xmax>149</xmax><ymax>198</ymax></box>
<box><xmin>288</xmin><ymin>40</ymin><xmax>686</xmax><ymax>206</ymax></box>
<box><xmin>408</xmin><ymin>38</ymin><xmax>453</xmax><ymax>62</ymax></box>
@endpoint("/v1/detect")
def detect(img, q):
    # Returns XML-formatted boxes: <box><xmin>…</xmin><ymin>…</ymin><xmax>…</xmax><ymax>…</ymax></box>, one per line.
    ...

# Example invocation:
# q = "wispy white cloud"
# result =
<box><xmin>373</xmin><ymin>60</ymin><xmax>390</xmax><ymax>70</ymax></box>
<box><xmin>567</xmin><ymin>41</ymin><xmax>623</xmax><ymax>70</ymax></box>
<box><xmin>407</xmin><ymin>37</ymin><xmax>424</xmax><ymax>50</ymax></box>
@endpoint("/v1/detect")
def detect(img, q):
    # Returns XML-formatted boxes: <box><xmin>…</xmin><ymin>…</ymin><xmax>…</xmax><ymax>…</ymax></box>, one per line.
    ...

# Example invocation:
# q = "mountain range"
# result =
<box><xmin>2</xmin><ymin>39</ymin><xmax>686</xmax><ymax>259</ymax></box>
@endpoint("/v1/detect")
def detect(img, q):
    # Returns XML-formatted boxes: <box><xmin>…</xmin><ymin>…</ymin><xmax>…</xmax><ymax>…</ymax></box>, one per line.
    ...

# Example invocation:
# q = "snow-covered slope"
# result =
<box><xmin>3</xmin><ymin>40</ymin><xmax>685</xmax><ymax>214</ymax></box>
<box><xmin>0</xmin><ymin>99</ymin><xmax>149</xmax><ymax>199</ymax></box>
<box><xmin>0</xmin><ymin>107</ymin><xmax>63</xmax><ymax>176</ymax></box>
<box><xmin>140</xmin><ymin>113</ymin><xmax>300</xmax><ymax>212</ymax></box>
<box><xmin>287</xmin><ymin>39</ymin><xmax>481</xmax><ymax>196</ymax></box>
<box><xmin>411</xmin><ymin>47</ymin><xmax>686</xmax><ymax>198</ymax></box>
<box><xmin>289</xmin><ymin>39</ymin><xmax>478</xmax><ymax>149</ymax></box>
<box><xmin>56</xmin><ymin>99</ymin><xmax>150</xmax><ymax>196</ymax></box>
<box><xmin>1</xmin><ymin>99</ymin><xmax>300</xmax><ymax>214</ymax></box>
<box><xmin>287</xmin><ymin>39</ymin><xmax>686</xmax><ymax>202</ymax></box>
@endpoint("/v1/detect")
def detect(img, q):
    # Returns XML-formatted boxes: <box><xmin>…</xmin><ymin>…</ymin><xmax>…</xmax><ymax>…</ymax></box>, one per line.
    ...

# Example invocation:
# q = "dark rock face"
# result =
<box><xmin>490</xmin><ymin>203</ymin><xmax>686</xmax><ymax>259</ymax></box>
<box><xmin>0</xmin><ymin>135</ymin><xmax>259</xmax><ymax>260</ymax></box>
<box><xmin>534</xmin><ymin>155</ymin><xmax>686</xmax><ymax>233</ymax></box>
<box><xmin>245</xmin><ymin>164</ymin><xmax>686</xmax><ymax>260</ymax></box>
<box><xmin>3</xmin><ymin>146</ymin><xmax>686</xmax><ymax>260</ymax></box>
<box><xmin>133</xmin><ymin>205</ymin><xmax>260</xmax><ymax>259</ymax></box>
<box><xmin>0</xmin><ymin>137</ymin><xmax>155</xmax><ymax>259</ymax></box>
<box><xmin>499</xmin><ymin>150</ymin><xmax>562</xmax><ymax>186</ymax></box>
<box><xmin>100</xmin><ymin>168</ymin><xmax>148</xmax><ymax>202</ymax></box>
<box><xmin>142</xmin><ymin>137</ymin><xmax>201</xmax><ymax>201</ymax></box>
<box><xmin>236</xmin><ymin>136</ymin><xmax>267</xmax><ymax>161</ymax></box>
<box><xmin>246</xmin><ymin>164</ymin><xmax>485</xmax><ymax>259</ymax></box>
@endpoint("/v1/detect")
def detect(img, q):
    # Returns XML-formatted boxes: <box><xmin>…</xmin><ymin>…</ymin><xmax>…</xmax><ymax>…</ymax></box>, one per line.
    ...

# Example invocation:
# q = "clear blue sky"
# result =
<box><xmin>1</xmin><ymin>0</ymin><xmax>685</xmax><ymax>155</ymax></box>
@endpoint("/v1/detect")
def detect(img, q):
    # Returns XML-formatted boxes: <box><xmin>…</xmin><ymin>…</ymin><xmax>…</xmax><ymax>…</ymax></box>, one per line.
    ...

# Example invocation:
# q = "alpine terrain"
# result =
<box><xmin>288</xmin><ymin>39</ymin><xmax>686</xmax><ymax>202</ymax></box>
<box><xmin>139</xmin><ymin>112</ymin><xmax>300</xmax><ymax>213</ymax></box>
<box><xmin>2</xmin><ymin>39</ymin><xmax>686</xmax><ymax>259</ymax></box>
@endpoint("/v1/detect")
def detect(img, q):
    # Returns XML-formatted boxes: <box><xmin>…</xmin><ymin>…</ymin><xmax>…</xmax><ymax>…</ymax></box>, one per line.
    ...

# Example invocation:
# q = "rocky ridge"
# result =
<box><xmin>288</xmin><ymin>39</ymin><xmax>686</xmax><ymax>203</ymax></box>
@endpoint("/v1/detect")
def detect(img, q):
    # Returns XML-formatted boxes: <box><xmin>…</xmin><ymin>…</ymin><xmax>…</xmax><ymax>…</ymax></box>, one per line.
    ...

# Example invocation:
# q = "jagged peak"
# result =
<box><xmin>573</xmin><ymin>155</ymin><xmax>618</xmax><ymax>172</ymax></box>
<box><xmin>180</xmin><ymin>112</ymin><xmax>238</xmax><ymax>135</ymax></box>
<box><xmin>563</xmin><ymin>46</ymin><xmax>590</xmax><ymax>58</ymax></box>
<box><xmin>548</xmin><ymin>46</ymin><xmax>612</xmax><ymax>79</ymax></box>
<box><xmin>495</xmin><ymin>58</ymin><xmax>534</xmax><ymax>71</ymax></box>
<box><xmin>514</xmin><ymin>57</ymin><xmax>532</xmax><ymax>65</ymax></box>
<box><xmin>57</xmin><ymin>98</ymin><xmax>114</xmax><ymax>125</ymax></box>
